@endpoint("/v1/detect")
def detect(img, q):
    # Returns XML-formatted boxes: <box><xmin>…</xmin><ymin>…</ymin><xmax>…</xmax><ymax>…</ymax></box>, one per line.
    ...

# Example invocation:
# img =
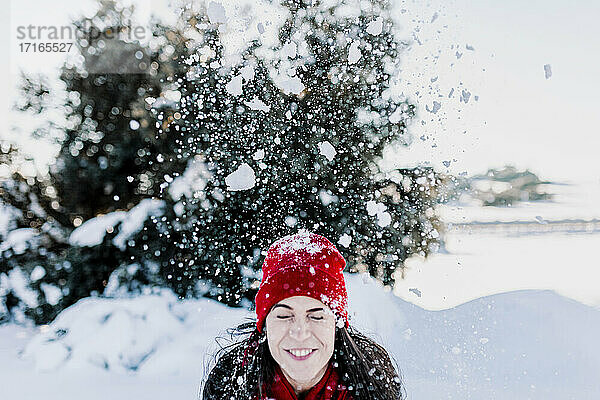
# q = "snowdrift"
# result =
<box><xmin>4</xmin><ymin>274</ymin><xmax>600</xmax><ymax>399</ymax></box>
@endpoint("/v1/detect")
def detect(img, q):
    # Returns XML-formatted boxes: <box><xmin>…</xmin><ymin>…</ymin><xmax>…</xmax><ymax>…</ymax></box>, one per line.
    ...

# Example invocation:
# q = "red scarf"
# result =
<box><xmin>262</xmin><ymin>362</ymin><xmax>352</xmax><ymax>400</ymax></box>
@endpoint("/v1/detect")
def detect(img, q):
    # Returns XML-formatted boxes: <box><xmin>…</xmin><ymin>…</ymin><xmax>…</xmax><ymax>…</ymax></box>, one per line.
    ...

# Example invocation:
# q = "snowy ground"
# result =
<box><xmin>2</xmin><ymin>182</ymin><xmax>600</xmax><ymax>399</ymax></box>
<box><xmin>394</xmin><ymin>231</ymin><xmax>600</xmax><ymax>310</ymax></box>
<box><xmin>394</xmin><ymin>181</ymin><xmax>600</xmax><ymax>310</ymax></box>
<box><xmin>1</xmin><ymin>273</ymin><xmax>599</xmax><ymax>400</ymax></box>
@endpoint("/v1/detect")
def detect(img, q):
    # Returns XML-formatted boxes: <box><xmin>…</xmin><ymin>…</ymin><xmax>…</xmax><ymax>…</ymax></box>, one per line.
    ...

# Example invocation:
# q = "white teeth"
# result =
<box><xmin>289</xmin><ymin>349</ymin><xmax>313</xmax><ymax>357</ymax></box>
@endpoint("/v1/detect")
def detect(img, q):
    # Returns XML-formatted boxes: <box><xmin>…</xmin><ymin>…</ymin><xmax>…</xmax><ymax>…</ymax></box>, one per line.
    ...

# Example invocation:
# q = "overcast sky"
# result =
<box><xmin>385</xmin><ymin>0</ymin><xmax>600</xmax><ymax>183</ymax></box>
<box><xmin>1</xmin><ymin>0</ymin><xmax>599</xmax><ymax>183</ymax></box>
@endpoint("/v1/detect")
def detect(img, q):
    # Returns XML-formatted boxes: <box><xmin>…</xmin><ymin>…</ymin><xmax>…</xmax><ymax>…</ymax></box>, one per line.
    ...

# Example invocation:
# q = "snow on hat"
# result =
<box><xmin>255</xmin><ymin>230</ymin><xmax>349</xmax><ymax>333</ymax></box>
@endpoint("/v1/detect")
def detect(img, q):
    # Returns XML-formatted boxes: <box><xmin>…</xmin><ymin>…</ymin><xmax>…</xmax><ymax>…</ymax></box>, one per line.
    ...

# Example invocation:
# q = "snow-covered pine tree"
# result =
<box><xmin>128</xmin><ymin>0</ymin><xmax>442</xmax><ymax>307</ymax></box>
<box><xmin>48</xmin><ymin>2</ymin><xmax>190</xmax><ymax>221</ymax></box>
<box><xmin>0</xmin><ymin>0</ymin><xmax>191</xmax><ymax>324</ymax></box>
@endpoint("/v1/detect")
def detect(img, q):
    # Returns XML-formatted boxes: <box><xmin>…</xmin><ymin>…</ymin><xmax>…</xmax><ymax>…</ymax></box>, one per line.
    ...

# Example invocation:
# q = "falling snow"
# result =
<box><xmin>338</xmin><ymin>234</ymin><xmax>352</xmax><ymax>248</ymax></box>
<box><xmin>273</xmin><ymin>74</ymin><xmax>305</xmax><ymax>95</ymax></box>
<box><xmin>348</xmin><ymin>41</ymin><xmax>361</xmax><ymax>64</ymax></box>
<box><xmin>207</xmin><ymin>1</ymin><xmax>227</xmax><ymax>24</ymax></box>
<box><xmin>318</xmin><ymin>141</ymin><xmax>337</xmax><ymax>162</ymax></box>
<box><xmin>244</xmin><ymin>97</ymin><xmax>271</xmax><ymax>112</ymax></box>
<box><xmin>460</xmin><ymin>89</ymin><xmax>471</xmax><ymax>104</ymax></box>
<box><xmin>544</xmin><ymin>64</ymin><xmax>552</xmax><ymax>79</ymax></box>
<box><xmin>129</xmin><ymin>120</ymin><xmax>140</xmax><ymax>130</ymax></box>
<box><xmin>426</xmin><ymin>101</ymin><xmax>441</xmax><ymax>114</ymax></box>
<box><xmin>281</xmin><ymin>42</ymin><xmax>298</xmax><ymax>59</ymax></box>
<box><xmin>366</xmin><ymin>17</ymin><xmax>383</xmax><ymax>35</ymax></box>
<box><xmin>225</xmin><ymin>163</ymin><xmax>256</xmax><ymax>191</ymax></box>
<box><xmin>252</xmin><ymin>149</ymin><xmax>265</xmax><ymax>160</ymax></box>
<box><xmin>239</xmin><ymin>65</ymin><xmax>255</xmax><ymax>81</ymax></box>
<box><xmin>366</xmin><ymin>200</ymin><xmax>392</xmax><ymax>228</ymax></box>
<box><xmin>225</xmin><ymin>75</ymin><xmax>243</xmax><ymax>96</ymax></box>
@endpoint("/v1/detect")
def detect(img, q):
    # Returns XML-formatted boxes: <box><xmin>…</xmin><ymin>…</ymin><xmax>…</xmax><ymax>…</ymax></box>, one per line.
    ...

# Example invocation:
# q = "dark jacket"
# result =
<box><xmin>201</xmin><ymin>345</ymin><xmax>352</xmax><ymax>400</ymax></box>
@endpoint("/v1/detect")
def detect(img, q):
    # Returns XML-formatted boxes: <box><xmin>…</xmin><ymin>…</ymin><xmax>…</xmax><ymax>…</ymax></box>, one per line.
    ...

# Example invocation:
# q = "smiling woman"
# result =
<box><xmin>265</xmin><ymin>296</ymin><xmax>337</xmax><ymax>395</ymax></box>
<box><xmin>200</xmin><ymin>231</ymin><xmax>405</xmax><ymax>400</ymax></box>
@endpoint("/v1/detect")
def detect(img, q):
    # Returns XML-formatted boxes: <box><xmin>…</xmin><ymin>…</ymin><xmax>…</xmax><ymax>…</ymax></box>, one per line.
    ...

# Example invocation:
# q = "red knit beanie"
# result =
<box><xmin>255</xmin><ymin>230</ymin><xmax>349</xmax><ymax>333</ymax></box>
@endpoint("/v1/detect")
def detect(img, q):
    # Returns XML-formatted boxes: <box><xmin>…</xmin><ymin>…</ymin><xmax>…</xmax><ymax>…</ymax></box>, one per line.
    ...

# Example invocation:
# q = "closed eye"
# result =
<box><xmin>276</xmin><ymin>316</ymin><xmax>291</xmax><ymax>319</ymax></box>
<box><xmin>310</xmin><ymin>315</ymin><xmax>324</xmax><ymax>320</ymax></box>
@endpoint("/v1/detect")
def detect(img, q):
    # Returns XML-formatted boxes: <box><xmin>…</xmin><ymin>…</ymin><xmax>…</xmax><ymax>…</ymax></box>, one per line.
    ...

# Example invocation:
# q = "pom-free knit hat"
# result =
<box><xmin>255</xmin><ymin>230</ymin><xmax>349</xmax><ymax>333</ymax></box>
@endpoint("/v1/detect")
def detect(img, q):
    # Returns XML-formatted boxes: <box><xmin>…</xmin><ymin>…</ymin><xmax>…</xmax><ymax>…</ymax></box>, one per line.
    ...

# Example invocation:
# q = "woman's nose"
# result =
<box><xmin>288</xmin><ymin>319</ymin><xmax>311</xmax><ymax>340</ymax></box>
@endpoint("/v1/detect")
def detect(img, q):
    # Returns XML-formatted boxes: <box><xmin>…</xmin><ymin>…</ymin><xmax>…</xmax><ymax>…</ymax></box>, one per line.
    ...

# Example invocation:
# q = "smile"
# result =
<box><xmin>285</xmin><ymin>348</ymin><xmax>317</xmax><ymax>360</ymax></box>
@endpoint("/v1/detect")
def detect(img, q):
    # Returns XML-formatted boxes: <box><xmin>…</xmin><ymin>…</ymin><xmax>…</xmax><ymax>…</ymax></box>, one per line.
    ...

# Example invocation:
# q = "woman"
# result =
<box><xmin>201</xmin><ymin>231</ymin><xmax>405</xmax><ymax>399</ymax></box>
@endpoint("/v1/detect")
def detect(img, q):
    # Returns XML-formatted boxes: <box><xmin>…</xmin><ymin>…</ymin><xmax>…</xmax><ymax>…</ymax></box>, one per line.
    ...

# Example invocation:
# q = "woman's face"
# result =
<box><xmin>265</xmin><ymin>296</ymin><xmax>336</xmax><ymax>391</ymax></box>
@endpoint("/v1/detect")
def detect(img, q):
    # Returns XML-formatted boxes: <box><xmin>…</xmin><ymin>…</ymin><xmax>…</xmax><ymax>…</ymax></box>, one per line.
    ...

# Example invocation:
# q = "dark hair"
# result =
<box><xmin>200</xmin><ymin>319</ymin><xmax>405</xmax><ymax>399</ymax></box>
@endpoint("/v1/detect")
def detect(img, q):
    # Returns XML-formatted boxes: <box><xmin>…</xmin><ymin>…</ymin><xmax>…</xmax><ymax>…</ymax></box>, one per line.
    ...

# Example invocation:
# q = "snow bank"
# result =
<box><xmin>348</xmin><ymin>274</ymin><xmax>600</xmax><ymax>399</ymax></box>
<box><xmin>395</xmin><ymin>231</ymin><xmax>600</xmax><ymax>310</ymax></box>
<box><xmin>10</xmin><ymin>274</ymin><xmax>600</xmax><ymax>399</ymax></box>
<box><xmin>20</xmin><ymin>289</ymin><xmax>251</xmax><ymax>377</ymax></box>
